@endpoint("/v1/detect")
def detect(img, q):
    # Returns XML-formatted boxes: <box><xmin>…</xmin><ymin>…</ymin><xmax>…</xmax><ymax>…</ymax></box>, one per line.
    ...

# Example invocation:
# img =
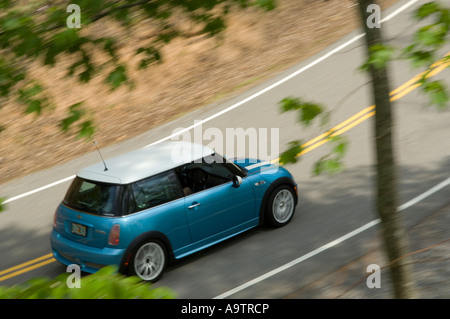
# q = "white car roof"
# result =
<box><xmin>77</xmin><ymin>141</ymin><xmax>214</xmax><ymax>184</ymax></box>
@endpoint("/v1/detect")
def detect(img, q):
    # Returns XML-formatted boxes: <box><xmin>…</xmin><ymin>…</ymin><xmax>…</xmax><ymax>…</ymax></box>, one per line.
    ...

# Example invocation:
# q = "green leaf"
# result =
<box><xmin>106</xmin><ymin>65</ymin><xmax>127</xmax><ymax>89</ymax></box>
<box><xmin>113</xmin><ymin>7</ymin><xmax>131</xmax><ymax>25</ymax></box>
<box><xmin>280</xmin><ymin>140</ymin><xmax>303</xmax><ymax>165</ymax></box>
<box><xmin>43</xmin><ymin>7</ymin><xmax>67</xmax><ymax>29</ymax></box>
<box><xmin>401</xmin><ymin>46</ymin><xmax>434</xmax><ymax>68</ymax></box>
<box><xmin>52</xmin><ymin>28</ymin><xmax>80</xmax><ymax>51</ymax></box>
<box><xmin>157</xmin><ymin>29</ymin><xmax>180</xmax><ymax>44</ymax></box>
<box><xmin>61</xmin><ymin>102</ymin><xmax>85</xmax><ymax>131</ymax></box>
<box><xmin>21</xmin><ymin>35</ymin><xmax>42</xmax><ymax>57</ymax></box>
<box><xmin>0</xmin><ymin>60</ymin><xmax>25</xmax><ymax>97</ymax></box>
<box><xmin>415</xmin><ymin>2</ymin><xmax>441</xmax><ymax>19</ymax></box>
<box><xmin>364</xmin><ymin>44</ymin><xmax>395</xmax><ymax>70</ymax></box>
<box><xmin>415</xmin><ymin>24</ymin><xmax>447</xmax><ymax>47</ymax></box>
<box><xmin>136</xmin><ymin>47</ymin><xmax>161</xmax><ymax>69</ymax></box>
<box><xmin>1</xmin><ymin>14</ymin><xmax>21</xmax><ymax>30</ymax></box>
<box><xmin>313</xmin><ymin>156</ymin><xmax>345</xmax><ymax>176</ymax></box>
<box><xmin>332</xmin><ymin>138</ymin><xmax>347</xmax><ymax>156</ymax></box>
<box><xmin>25</xmin><ymin>99</ymin><xmax>42</xmax><ymax>115</ymax></box>
<box><xmin>78</xmin><ymin>120</ymin><xmax>95</xmax><ymax>139</ymax></box>
<box><xmin>300</xmin><ymin>102</ymin><xmax>323</xmax><ymax>125</ymax></box>
<box><xmin>279</xmin><ymin>97</ymin><xmax>302</xmax><ymax>112</ymax></box>
<box><xmin>203</xmin><ymin>17</ymin><xmax>226</xmax><ymax>37</ymax></box>
<box><xmin>17</xmin><ymin>83</ymin><xmax>47</xmax><ymax>115</ymax></box>
<box><xmin>255</xmin><ymin>0</ymin><xmax>277</xmax><ymax>11</ymax></box>
<box><xmin>279</xmin><ymin>97</ymin><xmax>324</xmax><ymax>125</ymax></box>
<box><xmin>102</xmin><ymin>37</ymin><xmax>117</xmax><ymax>58</ymax></box>
<box><xmin>310</xmin><ymin>135</ymin><xmax>347</xmax><ymax>176</ymax></box>
<box><xmin>18</xmin><ymin>83</ymin><xmax>43</xmax><ymax>100</ymax></box>
<box><xmin>422</xmin><ymin>79</ymin><xmax>449</xmax><ymax>108</ymax></box>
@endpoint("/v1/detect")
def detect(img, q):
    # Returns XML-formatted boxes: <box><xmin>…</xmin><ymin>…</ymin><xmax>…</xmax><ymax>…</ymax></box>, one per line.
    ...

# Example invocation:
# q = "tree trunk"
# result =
<box><xmin>357</xmin><ymin>0</ymin><xmax>417</xmax><ymax>298</ymax></box>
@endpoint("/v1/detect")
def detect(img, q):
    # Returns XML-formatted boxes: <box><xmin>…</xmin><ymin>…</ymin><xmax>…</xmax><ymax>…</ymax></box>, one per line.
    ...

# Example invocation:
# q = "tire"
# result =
<box><xmin>265</xmin><ymin>185</ymin><xmax>296</xmax><ymax>227</ymax></box>
<box><xmin>128</xmin><ymin>240</ymin><xmax>167</xmax><ymax>282</ymax></box>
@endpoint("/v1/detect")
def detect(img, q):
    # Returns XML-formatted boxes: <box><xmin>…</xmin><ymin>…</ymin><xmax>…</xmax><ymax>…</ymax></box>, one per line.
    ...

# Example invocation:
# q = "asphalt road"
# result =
<box><xmin>0</xmin><ymin>0</ymin><xmax>449</xmax><ymax>299</ymax></box>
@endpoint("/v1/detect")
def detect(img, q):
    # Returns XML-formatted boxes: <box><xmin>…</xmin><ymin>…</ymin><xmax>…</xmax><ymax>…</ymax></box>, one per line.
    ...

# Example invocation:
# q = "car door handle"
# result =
<box><xmin>188</xmin><ymin>202</ymin><xmax>201</xmax><ymax>209</ymax></box>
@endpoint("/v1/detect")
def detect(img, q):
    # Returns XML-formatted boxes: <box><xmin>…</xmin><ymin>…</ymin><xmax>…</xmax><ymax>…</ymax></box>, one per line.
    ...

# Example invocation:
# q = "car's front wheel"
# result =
<box><xmin>129</xmin><ymin>240</ymin><xmax>167</xmax><ymax>282</ymax></box>
<box><xmin>265</xmin><ymin>185</ymin><xmax>296</xmax><ymax>227</ymax></box>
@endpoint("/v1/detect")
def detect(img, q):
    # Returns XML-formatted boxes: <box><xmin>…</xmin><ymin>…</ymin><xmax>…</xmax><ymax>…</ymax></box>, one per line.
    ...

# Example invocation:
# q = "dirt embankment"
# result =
<box><xmin>0</xmin><ymin>0</ymin><xmax>397</xmax><ymax>185</ymax></box>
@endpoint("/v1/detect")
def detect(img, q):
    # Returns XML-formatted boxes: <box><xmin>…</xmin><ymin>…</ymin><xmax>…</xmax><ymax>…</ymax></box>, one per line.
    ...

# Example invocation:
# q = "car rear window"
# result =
<box><xmin>63</xmin><ymin>177</ymin><xmax>122</xmax><ymax>216</ymax></box>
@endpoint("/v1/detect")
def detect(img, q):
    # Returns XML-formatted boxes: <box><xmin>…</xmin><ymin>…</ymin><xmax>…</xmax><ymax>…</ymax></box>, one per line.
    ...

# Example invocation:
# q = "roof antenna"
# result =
<box><xmin>93</xmin><ymin>140</ymin><xmax>108</xmax><ymax>171</ymax></box>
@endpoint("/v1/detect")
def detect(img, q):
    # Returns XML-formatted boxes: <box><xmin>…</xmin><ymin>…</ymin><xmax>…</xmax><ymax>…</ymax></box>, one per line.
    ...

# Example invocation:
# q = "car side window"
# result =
<box><xmin>176</xmin><ymin>154</ymin><xmax>237</xmax><ymax>194</ymax></box>
<box><xmin>130</xmin><ymin>170</ymin><xmax>183</xmax><ymax>212</ymax></box>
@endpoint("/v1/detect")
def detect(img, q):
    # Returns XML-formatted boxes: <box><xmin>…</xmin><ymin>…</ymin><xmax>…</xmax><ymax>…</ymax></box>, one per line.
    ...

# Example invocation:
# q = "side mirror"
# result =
<box><xmin>232</xmin><ymin>175</ymin><xmax>243</xmax><ymax>188</ymax></box>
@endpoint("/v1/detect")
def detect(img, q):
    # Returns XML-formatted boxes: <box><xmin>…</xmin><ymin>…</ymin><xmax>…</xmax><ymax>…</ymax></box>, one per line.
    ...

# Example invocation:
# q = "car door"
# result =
<box><xmin>128</xmin><ymin>170</ymin><xmax>192</xmax><ymax>252</ymax></box>
<box><xmin>183</xmin><ymin>159</ymin><xmax>257</xmax><ymax>243</ymax></box>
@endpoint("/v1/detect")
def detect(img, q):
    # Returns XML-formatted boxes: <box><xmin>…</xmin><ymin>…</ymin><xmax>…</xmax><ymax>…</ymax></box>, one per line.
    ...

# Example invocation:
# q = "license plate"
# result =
<box><xmin>71</xmin><ymin>222</ymin><xmax>87</xmax><ymax>237</ymax></box>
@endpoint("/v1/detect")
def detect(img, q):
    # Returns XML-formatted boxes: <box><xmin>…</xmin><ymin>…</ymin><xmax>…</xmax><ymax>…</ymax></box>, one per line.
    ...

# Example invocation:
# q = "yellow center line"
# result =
<box><xmin>0</xmin><ymin>253</ymin><xmax>55</xmax><ymax>282</ymax></box>
<box><xmin>389</xmin><ymin>56</ymin><xmax>448</xmax><ymax>96</ymax></box>
<box><xmin>390</xmin><ymin>60</ymin><xmax>450</xmax><ymax>101</ymax></box>
<box><xmin>0</xmin><ymin>258</ymin><xmax>56</xmax><ymax>282</ymax></box>
<box><xmin>271</xmin><ymin>52</ymin><xmax>450</xmax><ymax>164</ymax></box>
<box><xmin>2</xmin><ymin>53</ymin><xmax>449</xmax><ymax>283</ymax></box>
<box><xmin>301</xmin><ymin>105</ymin><xmax>375</xmax><ymax>149</ymax></box>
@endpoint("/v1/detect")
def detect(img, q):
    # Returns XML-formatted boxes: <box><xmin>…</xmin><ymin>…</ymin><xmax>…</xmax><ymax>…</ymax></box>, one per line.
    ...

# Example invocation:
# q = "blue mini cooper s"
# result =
<box><xmin>51</xmin><ymin>141</ymin><xmax>298</xmax><ymax>282</ymax></box>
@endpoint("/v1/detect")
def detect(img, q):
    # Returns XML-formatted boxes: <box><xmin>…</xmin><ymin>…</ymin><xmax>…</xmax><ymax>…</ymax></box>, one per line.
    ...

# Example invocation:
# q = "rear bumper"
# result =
<box><xmin>50</xmin><ymin>230</ymin><xmax>126</xmax><ymax>274</ymax></box>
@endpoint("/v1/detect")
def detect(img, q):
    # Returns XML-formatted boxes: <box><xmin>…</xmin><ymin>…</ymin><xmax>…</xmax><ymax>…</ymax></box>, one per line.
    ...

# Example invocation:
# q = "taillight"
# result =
<box><xmin>108</xmin><ymin>224</ymin><xmax>120</xmax><ymax>246</ymax></box>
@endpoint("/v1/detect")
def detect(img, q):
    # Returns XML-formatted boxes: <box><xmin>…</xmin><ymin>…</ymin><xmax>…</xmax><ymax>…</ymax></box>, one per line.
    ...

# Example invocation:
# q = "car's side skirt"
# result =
<box><xmin>173</xmin><ymin>218</ymin><xmax>259</xmax><ymax>259</ymax></box>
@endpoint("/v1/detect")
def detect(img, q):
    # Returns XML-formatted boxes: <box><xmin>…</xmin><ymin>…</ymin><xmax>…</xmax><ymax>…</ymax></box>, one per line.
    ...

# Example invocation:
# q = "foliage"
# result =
<box><xmin>0</xmin><ymin>0</ymin><xmax>276</xmax><ymax>139</ymax></box>
<box><xmin>312</xmin><ymin>135</ymin><xmax>347</xmax><ymax>176</ymax></box>
<box><xmin>279</xmin><ymin>97</ymin><xmax>324</xmax><ymax>126</ymax></box>
<box><xmin>398</xmin><ymin>1</ymin><xmax>449</xmax><ymax>108</ymax></box>
<box><xmin>360</xmin><ymin>1</ymin><xmax>450</xmax><ymax>110</ymax></box>
<box><xmin>279</xmin><ymin>140</ymin><xmax>303</xmax><ymax>165</ymax></box>
<box><xmin>360</xmin><ymin>43</ymin><xmax>395</xmax><ymax>70</ymax></box>
<box><xmin>278</xmin><ymin>97</ymin><xmax>348</xmax><ymax>175</ymax></box>
<box><xmin>0</xmin><ymin>265</ymin><xmax>175</xmax><ymax>299</ymax></box>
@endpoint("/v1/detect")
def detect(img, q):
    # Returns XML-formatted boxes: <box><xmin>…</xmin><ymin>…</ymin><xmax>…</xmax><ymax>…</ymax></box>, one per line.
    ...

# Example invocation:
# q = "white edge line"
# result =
<box><xmin>380</xmin><ymin>0</ymin><xmax>419</xmax><ymax>23</ymax></box>
<box><xmin>3</xmin><ymin>175</ymin><xmax>76</xmax><ymax>204</ymax></box>
<box><xmin>397</xmin><ymin>176</ymin><xmax>450</xmax><ymax>211</ymax></box>
<box><xmin>1</xmin><ymin>0</ymin><xmax>420</xmax><ymax>203</ymax></box>
<box><xmin>213</xmin><ymin>219</ymin><xmax>381</xmax><ymax>299</ymax></box>
<box><xmin>213</xmin><ymin>174</ymin><xmax>450</xmax><ymax>299</ymax></box>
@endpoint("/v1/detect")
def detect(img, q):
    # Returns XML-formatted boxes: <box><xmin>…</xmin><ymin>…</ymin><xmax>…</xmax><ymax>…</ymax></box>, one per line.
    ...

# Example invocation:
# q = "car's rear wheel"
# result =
<box><xmin>129</xmin><ymin>240</ymin><xmax>167</xmax><ymax>282</ymax></box>
<box><xmin>265</xmin><ymin>185</ymin><xmax>295</xmax><ymax>227</ymax></box>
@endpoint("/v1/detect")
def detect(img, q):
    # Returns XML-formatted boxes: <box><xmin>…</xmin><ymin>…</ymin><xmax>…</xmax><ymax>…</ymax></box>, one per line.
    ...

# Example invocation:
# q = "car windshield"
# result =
<box><xmin>204</xmin><ymin>153</ymin><xmax>247</xmax><ymax>177</ymax></box>
<box><xmin>63</xmin><ymin>177</ymin><xmax>122</xmax><ymax>216</ymax></box>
